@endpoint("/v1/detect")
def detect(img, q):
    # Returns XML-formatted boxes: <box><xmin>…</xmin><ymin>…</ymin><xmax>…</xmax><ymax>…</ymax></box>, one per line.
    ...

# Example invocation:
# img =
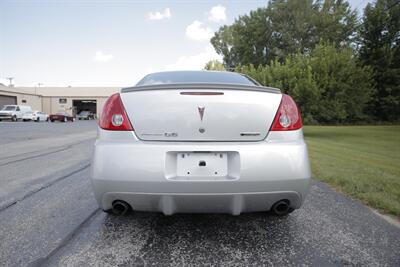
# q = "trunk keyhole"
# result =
<box><xmin>199</xmin><ymin>161</ymin><xmax>206</xmax><ymax>167</ymax></box>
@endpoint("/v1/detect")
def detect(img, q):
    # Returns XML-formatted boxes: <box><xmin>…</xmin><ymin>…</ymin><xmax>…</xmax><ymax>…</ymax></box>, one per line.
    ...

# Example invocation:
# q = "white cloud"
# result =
<box><xmin>0</xmin><ymin>78</ymin><xmax>9</xmax><ymax>86</ymax></box>
<box><xmin>186</xmin><ymin>20</ymin><xmax>214</xmax><ymax>41</ymax></box>
<box><xmin>164</xmin><ymin>44</ymin><xmax>222</xmax><ymax>71</ymax></box>
<box><xmin>208</xmin><ymin>5</ymin><xmax>226</xmax><ymax>22</ymax></box>
<box><xmin>93</xmin><ymin>51</ymin><xmax>114</xmax><ymax>62</ymax></box>
<box><xmin>146</xmin><ymin>8</ymin><xmax>171</xmax><ymax>20</ymax></box>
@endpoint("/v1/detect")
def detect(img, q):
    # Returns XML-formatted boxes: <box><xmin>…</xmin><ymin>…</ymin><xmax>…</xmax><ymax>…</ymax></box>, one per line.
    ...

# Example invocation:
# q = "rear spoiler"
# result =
<box><xmin>121</xmin><ymin>83</ymin><xmax>281</xmax><ymax>94</ymax></box>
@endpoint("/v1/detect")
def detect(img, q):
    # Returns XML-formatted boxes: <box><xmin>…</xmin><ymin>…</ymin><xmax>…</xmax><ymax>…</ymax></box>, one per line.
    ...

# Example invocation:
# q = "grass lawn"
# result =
<box><xmin>303</xmin><ymin>125</ymin><xmax>400</xmax><ymax>217</ymax></box>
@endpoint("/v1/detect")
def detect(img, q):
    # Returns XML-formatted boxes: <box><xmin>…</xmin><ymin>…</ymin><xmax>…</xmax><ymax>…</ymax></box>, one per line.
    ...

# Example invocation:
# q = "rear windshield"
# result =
<box><xmin>136</xmin><ymin>71</ymin><xmax>258</xmax><ymax>86</ymax></box>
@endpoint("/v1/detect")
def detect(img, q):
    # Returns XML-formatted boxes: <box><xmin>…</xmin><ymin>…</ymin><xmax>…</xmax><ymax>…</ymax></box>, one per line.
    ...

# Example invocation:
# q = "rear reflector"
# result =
<box><xmin>99</xmin><ymin>93</ymin><xmax>133</xmax><ymax>131</ymax></box>
<box><xmin>270</xmin><ymin>94</ymin><xmax>302</xmax><ymax>131</ymax></box>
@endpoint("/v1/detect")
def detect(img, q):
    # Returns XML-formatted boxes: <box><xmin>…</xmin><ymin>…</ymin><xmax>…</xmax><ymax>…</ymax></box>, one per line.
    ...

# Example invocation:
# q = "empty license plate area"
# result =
<box><xmin>165</xmin><ymin>151</ymin><xmax>240</xmax><ymax>181</ymax></box>
<box><xmin>177</xmin><ymin>152</ymin><xmax>228</xmax><ymax>177</ymax></box>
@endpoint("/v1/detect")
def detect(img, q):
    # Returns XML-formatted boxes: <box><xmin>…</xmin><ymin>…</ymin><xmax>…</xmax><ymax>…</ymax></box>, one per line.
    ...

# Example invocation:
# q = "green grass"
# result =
<box><xmin>303</xmin><ymin>125</ymin><xmax>400</xmax><ymax>217</ymax></box>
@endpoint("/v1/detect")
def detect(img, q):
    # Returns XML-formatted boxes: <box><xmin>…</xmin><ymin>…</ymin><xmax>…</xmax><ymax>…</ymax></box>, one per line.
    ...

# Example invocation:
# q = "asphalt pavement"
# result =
<box><xmin>0</xmin><ymin>121</ymin><xmax>399</xmax><ymax>266</ymax></box>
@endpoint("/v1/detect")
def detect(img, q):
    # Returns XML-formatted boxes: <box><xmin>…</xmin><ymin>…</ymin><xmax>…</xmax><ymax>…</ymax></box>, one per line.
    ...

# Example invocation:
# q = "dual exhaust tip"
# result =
<box><xmin>111</xmin><ymin>200</ymin><xmax>131</xmax><ymax>216</ymax></box>
<box><xmin>271</xmin><ymin>200</ymin><xmax>292</xmax><ymax>216</ymax></box>
<box><xmin>110</xmin><ymin>199</ymin><xmax>292</xmax><ymax>216</ymax></box>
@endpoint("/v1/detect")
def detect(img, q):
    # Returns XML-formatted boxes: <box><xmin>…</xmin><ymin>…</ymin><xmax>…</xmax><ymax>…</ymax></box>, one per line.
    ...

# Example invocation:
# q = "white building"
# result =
<box><xmin>0</xmin><ymin>85</ymin><xmax>119</xmax><ymax>117</ymax></box>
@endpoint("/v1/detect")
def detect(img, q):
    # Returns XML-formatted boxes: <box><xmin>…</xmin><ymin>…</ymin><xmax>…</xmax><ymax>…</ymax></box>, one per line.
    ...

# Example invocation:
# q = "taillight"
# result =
<box><xmin>270</xmin><ymin>94</ymin><xmax>302</xmax><ymax>131</ymax></box>
<box><xmin>99</xmin><ymin>93</ymin><xmax>133</xmax><ymax>131</ymax></box>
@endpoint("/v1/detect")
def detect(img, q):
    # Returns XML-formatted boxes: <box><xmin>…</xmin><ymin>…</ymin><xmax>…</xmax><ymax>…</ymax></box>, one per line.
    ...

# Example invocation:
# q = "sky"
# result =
<box><xmin>0</xmin><ymin>0</ymin><xmax>374</xmax><ymax>87</ymax></box>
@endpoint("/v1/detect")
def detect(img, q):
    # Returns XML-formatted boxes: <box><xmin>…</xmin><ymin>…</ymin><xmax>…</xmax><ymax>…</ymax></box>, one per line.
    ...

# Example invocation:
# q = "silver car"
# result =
<box><xmin>91</xmin><ymin>71</ymin><xmax>311</xmax><ymax>216</ymax></box>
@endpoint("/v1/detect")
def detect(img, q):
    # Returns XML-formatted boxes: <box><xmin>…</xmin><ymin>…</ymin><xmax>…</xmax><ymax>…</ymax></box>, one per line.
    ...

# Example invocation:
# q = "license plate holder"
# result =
<box><xmin>176</xmin><ymin>152</ymin><xmax>228</xmax><ymax>177</ymax></box>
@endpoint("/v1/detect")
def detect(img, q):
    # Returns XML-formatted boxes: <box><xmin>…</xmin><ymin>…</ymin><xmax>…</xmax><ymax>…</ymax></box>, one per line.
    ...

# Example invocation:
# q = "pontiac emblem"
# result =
<box><xmin>198</xmin><ymin>106</ymin><xmax>205</xmax><ymax>121</ymax></box>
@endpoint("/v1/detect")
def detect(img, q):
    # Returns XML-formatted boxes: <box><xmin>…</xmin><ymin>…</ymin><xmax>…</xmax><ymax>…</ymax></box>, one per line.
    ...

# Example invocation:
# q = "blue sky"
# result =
<box><xmin>0</xmin><ymin>0</ymin><xmax>373</xmax><ymax>87</ymax></box>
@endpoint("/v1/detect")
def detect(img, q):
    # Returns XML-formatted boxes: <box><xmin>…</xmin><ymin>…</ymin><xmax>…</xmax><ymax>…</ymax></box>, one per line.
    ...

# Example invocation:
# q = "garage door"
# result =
<box><xmin>72</xmin><ymin>99</ymin><xmax>97</xmax><ymax>116</ymax></box>
<box><xmin>0</xmin><ymin>95</ymin><xmax>17</xmax><ymax>110</ymax></box>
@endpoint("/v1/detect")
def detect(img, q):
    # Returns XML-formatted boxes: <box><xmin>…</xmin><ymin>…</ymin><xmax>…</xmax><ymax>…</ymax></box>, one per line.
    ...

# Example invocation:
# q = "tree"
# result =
<box><xmin>237</xmin><ymin>44</ymin><xmax>375</xmax><ymax>123</ymax></box>
<box><xmin>211</xmin><ymin>8</ymin><xmax>273</xmax><ymax>69</ymax></box>
<box><xmin>211</xmin><ymin>26</ymin><xmax>237</xmax><ymax>70</ymax></box>
<box><xmin>316</xmin><ymin>0</ymin><xmax>358</xmax><ymax>47</ymax></box>
<box><xmin>310</xmin><ymin>44</ymin><xmax>375</xmax><ymax>123</ymax></box>
<box><xmin>236</xmin><ymin>58</ymin><xmax>320</xmax><ymax>123</ymax></box>
<box><xmin>358</xmin><ymin>0</ymin><xmax>400</xmax><ymax>121</ymax></box>
<box><xmin>204</xmin><ymin>60</ymin><xmax>226</xmax><ymax>71</ymax></box>
<box><xmin>211</xmin><ymin>0</ymin><xmax>358</xmax><ymax>68</ymax></box>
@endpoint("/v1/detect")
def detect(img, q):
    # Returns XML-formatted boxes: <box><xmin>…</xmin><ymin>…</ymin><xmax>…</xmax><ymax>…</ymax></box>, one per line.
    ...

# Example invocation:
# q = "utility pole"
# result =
<box><xmin>6</xmin><ymin>77</ymin><xmax>14</xmax><ymax>87</ymax></box>
<box><xmin>36</xmin><ymin>83</ymin><xmax>43</xmax><ymax>95</ymax></box>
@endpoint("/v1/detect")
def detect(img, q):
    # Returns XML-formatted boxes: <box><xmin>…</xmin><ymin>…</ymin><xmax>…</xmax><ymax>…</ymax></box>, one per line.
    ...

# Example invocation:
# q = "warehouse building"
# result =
<box><xmin>0</xmin><ymin>85</ymin><xmax>119</xmax><ymax>117</ymax></box>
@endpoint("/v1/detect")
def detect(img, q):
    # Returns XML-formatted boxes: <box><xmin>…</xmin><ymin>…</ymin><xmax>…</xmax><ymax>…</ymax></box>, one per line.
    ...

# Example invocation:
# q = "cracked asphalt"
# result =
<box><xmin>0</xmin><ymin>121</ymin><xmax>399</xmax><ymax>266</ymax></box>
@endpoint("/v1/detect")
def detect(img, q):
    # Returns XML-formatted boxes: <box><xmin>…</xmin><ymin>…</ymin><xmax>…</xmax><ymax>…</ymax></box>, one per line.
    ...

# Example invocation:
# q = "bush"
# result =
<box><xmin>236</xmin><ymin>44</ymin><xmax>375</xmax><ymax>124</ymax></box>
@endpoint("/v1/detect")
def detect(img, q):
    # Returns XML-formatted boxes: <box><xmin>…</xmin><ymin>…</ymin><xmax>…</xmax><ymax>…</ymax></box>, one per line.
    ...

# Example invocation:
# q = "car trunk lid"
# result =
<box><xmin>120</xmin><ymin>83</ymin><xmax>281</xmax><ymax>142</ymax></box>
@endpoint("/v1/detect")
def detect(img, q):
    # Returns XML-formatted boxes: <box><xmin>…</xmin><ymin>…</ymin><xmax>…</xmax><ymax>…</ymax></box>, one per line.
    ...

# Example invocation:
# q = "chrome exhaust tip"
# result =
<box><xmin>111</xmin><ymin>200</ymin><xmax>130</xmax><ymax>216</ymax></box>
<box><xmin>271</xmin><ymin>200</ymin><xmax>290</xmax><ymax>216</ymax></box>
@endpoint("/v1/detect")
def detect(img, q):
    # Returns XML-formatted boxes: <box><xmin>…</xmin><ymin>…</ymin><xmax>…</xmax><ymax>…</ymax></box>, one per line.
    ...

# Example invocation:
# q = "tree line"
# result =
<box><xmin>205</xmin><ymin>0</ymin><xmax>399</xmax><ymax>124</ymax></box>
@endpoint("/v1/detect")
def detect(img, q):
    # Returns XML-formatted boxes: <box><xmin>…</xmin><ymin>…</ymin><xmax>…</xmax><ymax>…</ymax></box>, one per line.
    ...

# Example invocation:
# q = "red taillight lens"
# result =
<box><xmin>270</xmin><ymin>94</ymin><xmax>302</xmax><ymax>131</ymax></box>
<box><xmin>99</xmin><ymin>93</ymin><xmax>133</xmax><ymax>131</ymax></box>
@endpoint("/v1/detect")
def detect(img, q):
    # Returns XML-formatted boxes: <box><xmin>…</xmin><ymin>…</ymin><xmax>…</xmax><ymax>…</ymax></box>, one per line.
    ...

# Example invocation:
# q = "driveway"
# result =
<box><xmin>0</xmin><ymin>121</ymin><xmax>399</xmax><ymax>266</ymax></box>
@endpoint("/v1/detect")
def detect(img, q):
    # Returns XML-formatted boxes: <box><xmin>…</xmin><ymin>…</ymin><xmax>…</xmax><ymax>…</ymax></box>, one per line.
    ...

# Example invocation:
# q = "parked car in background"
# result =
<box><xmin>91</xmin><ymin>71</ymin><xmax>311</xmax><ymax>216</ymax></box>
<box><xmin>22</xmin><ymin>111</ymin><xmax>34</xmax><ymax>121</ymax></box>
<box><xmin>76</xmin><ymin>110</ymin><xmax>95</xmax><ymax>120</ymax></box>
<box><xmin>49</xmin><ymin>112</ymin><xmax>75</xmax><ymax>122</ymax></box>
<box><xmin>0</xmin><ymin>105</ymin><xmax>32</xmax><ymax>121</ymax></box>
<box><xmin>33</xmin><ymin>111</ymin><xmax>49</xmax><ymax>122</ymax></box>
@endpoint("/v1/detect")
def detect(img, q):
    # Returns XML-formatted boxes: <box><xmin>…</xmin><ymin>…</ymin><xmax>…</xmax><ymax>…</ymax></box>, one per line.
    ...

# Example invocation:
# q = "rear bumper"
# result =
<box><xmin>91</xmin><ymin>129</ymin><xmax>311</xmax><ymax>215</ymax></box>
<box><xmin>101</xmin><ymin>191</ymin><xmax>305</xmax><ymax>215</ymax></box>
